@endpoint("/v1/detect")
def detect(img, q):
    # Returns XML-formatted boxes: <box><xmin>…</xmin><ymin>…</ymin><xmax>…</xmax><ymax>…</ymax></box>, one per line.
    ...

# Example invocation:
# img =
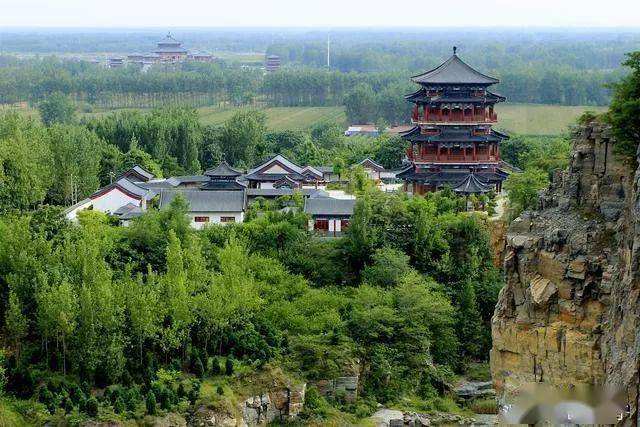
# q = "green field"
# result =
<box><xmin>197</xmin><ymin>106</ymin><xmax>347</xmax><ymax>130</ymax></box>
<box><xmin>495</xmin><ymin>103</ymin><xmax>607</xmax><ymax>135</ymax></box>
<box><xmin>1</xmin><ymin>102</ymin><xmax>606</xmax><ymax>135</ymax></box>
<box><xmin>198</xmin><ymin>103</ymin><xmax>607</xmax><ymax>135</ymax></box>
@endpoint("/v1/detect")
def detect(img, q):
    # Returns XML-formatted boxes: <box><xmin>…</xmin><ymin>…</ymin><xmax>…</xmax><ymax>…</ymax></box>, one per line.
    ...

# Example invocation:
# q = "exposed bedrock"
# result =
<box><xmin>491</xmin><ymin>123</ymin><xmax>640</xmax><ymax>423</ymax></box>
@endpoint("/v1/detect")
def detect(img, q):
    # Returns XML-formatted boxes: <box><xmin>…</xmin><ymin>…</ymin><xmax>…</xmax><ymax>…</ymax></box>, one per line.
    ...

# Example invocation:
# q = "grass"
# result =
<box><xmin>495</xmin><ymin>103</ymin><xmax>607</xmax><ymax>135</ymax></box>
<box><xmin>1</xmin><ymin>101</ymin><xmax>605</xmax><ymax>135</ymax></box>
<box><xmin>468</xmin><ymin>398</ymin><xmax>498</xmax><ymax>415</ymax></box>
<box><xmin>197</xmin><ymin>106</ymin><xmax>347</xmax><ymax>130</ymax></box>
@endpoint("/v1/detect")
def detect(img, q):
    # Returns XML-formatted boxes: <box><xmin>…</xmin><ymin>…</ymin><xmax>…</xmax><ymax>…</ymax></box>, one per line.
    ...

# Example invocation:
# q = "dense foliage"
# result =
<box><xmin>0</xmin><ymin>106</ymin><xmax>502</xmax><ymax>422</ymax></box>
<box><xmin>608</xmin><ymin>51</ymin><xmax>640</xmax><ymax>159</ymax></box>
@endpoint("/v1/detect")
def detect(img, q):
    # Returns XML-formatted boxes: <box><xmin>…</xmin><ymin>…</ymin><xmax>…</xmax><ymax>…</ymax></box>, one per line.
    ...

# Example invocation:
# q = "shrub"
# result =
<box><xmin>85</xmin><ymin>397</ymin><xmax>99</xmax><ymax>417</ymax></box>
<box><xmin>159</xmin><ymin>387</ymin><xmax>173</xmax><ymax>411</ymax></box>
<box><xmin>225</xmin><ymin>358</ymin><xmax>234</xmax><ymax>376</ymax></box>
<box><xmin>469</xmin><ymin>398</ymin><xmax>498</xmax><ymax>414</ymax></box>
<box><xmin>195</xmin><ymin>358</ymin><xmax>206</xmax><ymax>378</ymax></box>
<box><xmin>210</xmin><ymin>359</ymin><xmax>221</xmax><ymax>375</ymax></box>
<box><xmin>145</xmin><ymin>391</ymin><xmax>157</xmax><ymax>415</ymax></box>
<box><xmin>114</xmin><ymin>397</ymin><xmax>125</xmax><ymax>414</ymax></box>
<box><xmin>216</xmin><ymin>385</ymin><xmax>224</xmax><ymax>395</ymax></box>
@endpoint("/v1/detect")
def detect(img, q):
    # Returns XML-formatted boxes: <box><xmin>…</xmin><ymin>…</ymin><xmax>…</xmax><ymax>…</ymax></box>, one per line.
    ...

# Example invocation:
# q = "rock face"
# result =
<box><xmin>190</xmin><ymin>383</ymin><xmax>306</xmax><ymax>427</ymax></box>
<box><xmin>491</xmin><ymin>123</ymin><xmax>640</xmax><ymax>421</ymax></box>
<box><xmin>241</xmin><ymin>383</ymin><xmax>306</xmax><ymax>425</ymax></box>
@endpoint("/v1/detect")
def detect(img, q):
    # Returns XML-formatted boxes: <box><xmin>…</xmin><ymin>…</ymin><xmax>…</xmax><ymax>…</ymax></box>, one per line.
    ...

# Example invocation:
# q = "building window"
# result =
<box><xmin>314</xmin><ymin>219</ymin><xmax>329</xmax><ymax>231</ymax></box>
<box><xmin>221</xmin><ymin>216</ymin><xmax>236</xmax><ymax>223</ymax></box>
<box><xmin>194</xmin><ymin>216</ymin><xmax>210</xmax><ymax>223</ymax></box>
<box><xmin>341</xmin><ymin>219</ymin><xmax>350</xmax><ymax>230</ymax></box>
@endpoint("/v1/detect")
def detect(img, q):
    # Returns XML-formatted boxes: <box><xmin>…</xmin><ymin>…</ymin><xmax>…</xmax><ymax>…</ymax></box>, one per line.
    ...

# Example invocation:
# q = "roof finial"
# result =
<box><xmin>453</xmin><ymin>46</ymin><xmax>457</xmax><ymax>55</ymax></box>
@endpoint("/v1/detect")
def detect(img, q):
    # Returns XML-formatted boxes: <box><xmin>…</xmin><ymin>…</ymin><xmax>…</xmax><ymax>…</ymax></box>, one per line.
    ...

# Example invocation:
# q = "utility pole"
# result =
<box><xmin>327</xmin><ymin>33</ymin><xmax>331</xmax><ymax>69</ymax></box>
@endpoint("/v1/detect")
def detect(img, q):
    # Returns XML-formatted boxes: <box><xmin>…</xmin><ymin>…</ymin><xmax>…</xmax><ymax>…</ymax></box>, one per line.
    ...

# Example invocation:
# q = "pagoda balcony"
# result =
<box><xmin>413</xmin><ymin>154</ymin><xmax>498</xmax><ymax>163</ymax></box>
<box><xmin>412</xmin><ymin>113</ymin><xmax>498</xmax><ymax>124</ymax></box>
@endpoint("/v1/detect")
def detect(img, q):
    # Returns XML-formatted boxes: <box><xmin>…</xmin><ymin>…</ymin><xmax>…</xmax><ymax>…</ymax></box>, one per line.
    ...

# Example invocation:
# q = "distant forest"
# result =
<box><xmin>1</xmin><ymin>29</ymin><xmax>637</xmax><ymax>111</ymax></box>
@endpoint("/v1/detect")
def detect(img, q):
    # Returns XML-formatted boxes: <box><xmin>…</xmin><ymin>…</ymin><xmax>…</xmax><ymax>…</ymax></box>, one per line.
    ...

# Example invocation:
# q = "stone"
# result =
<box><xmin>529</xmin><ymin>276</ymin><xmax>557</xmax><ymax>305</ymax></box>
<box><xmin>491</xmin><ymin>122</ymin><xmax>640</xmax><ymax>424</ymax></box>
<box><xmin>454</xmin><ymin>381</ymin><xmax>496</xmax><ymax>399</ymax></box>
<box><xmin>567</xmin><ymin>257</ymin><xmax>587</xmax><ymax>280</ymax></box>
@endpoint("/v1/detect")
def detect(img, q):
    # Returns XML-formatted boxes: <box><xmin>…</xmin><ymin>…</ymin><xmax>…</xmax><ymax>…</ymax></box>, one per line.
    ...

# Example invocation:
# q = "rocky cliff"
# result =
<box><xmin>491</xmin><ymin>122</ymin><xmax>640</xmax><ymax>421</ymax></box>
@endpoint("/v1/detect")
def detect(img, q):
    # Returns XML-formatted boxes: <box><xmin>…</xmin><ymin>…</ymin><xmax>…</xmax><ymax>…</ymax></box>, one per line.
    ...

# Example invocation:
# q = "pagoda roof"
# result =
<box><xmin>157</xmin><ymin>32</ymin><xmax>182</xmax><ymax>45</ymax></box>
<box><xmin>405</xmin><ymin>88</ymin><xmax>505</xmax><ymax>103</ymax></box>
<box><xmin>397</xmin><ymin>168</ymin><xmax>508</xmax><ymax>184</ymax></box>
<box><xmin>453</xmin><ymin>173</ymin><xmax>492</xmax><ymax>194</ymax></box>
<box><xmin>204</xmin><ymin>161</ymin><xmax>243</xmax><ymax>178</ymax></box>
<box><xmin>412</xmin><ymin>53</ymin><xmax>499</xmax><ymax>85</ymax></box>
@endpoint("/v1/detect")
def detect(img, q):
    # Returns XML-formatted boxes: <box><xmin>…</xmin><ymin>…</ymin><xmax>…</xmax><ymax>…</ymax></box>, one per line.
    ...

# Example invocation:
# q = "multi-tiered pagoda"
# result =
<box><xmin>397</xmin><ymin>47</ymin><xmax>510</xmax><ymax>195</ymax></box>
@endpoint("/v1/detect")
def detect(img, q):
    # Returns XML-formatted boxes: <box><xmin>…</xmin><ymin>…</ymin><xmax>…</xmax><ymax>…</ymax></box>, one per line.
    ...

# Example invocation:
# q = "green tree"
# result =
<box><xmin>362</xmin><ymin>247</ymin><xmax>412</xmax><ymax>288</ymax></box>
<box><xmin>504</xmin><ymin>168</ymin><xmax>549</xmax><ymax>217</ymax></box>
<box><xmin>145</xmin><ymin>391</ymin><xmax>157</xmax><ymax>415</ymax></box>
<box><xmin>38</xmin><ymin>281</ymin><xmax>79</xmax><ymax>374</ymax></box>
<box><xmin>217</xmin><ymin>109</ymin><xmax>267</xmax><ymax>167</ymax></box>
<box><xmin>38</xmin><ymin>93</ymin><xmax>76</xmax><ymax>126</ymax></box>
<box><xmin>0</xmin><ymin>113</ymin><xmax>52</xmax><ymax>212</ymax></box>
<box><xmin>608</xmin><ymin>51</ymin><xmax>640</xmax><ymax>159</ymax></box>
<box><xmin>5</xmin><ymin>290</ymin><xmax>28</xmax><ymax>362</ymax></box>
<box><xmin>344</xmin><ymin>84</ymin><xmax>377</xmax><ymax>124</ymax></box>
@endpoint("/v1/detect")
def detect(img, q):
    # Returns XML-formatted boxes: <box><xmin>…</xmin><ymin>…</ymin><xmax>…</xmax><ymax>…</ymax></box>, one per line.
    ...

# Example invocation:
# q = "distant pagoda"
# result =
<box><xmin>154</xmin><ymin>32</ymin><xmax>188</xmax><ymax>62</ymax></box>
<box><xmin>397</xmin><ymin>47</ymin><xmax>510</xmax><ymax>195</ymax></box>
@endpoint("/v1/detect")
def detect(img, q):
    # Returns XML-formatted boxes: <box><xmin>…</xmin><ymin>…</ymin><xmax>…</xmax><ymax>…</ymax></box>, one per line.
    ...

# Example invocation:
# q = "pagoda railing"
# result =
<box><xmin>413</xmin><ymin>114</ymin><xmax>497</xmax><ymax>124</ymax></box>
<box><xmin>413</xmin><ymin>154</ymin><xmax>498</xmax><ymax>163</ymax></box>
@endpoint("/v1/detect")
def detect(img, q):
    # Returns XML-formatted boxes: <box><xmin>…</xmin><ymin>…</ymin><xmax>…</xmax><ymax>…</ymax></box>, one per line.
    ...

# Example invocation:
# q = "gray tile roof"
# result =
<box><xmin>159</xmin><ymin>190</ymin><xmax>245</xmax><ymax>212</ymax></box>
<box><xmin>358</xmin><ymin>158</ymin><xmax>385</xmax><ymax>171</ymax></box>
<box><xmin>412</xmin><ymin>54</ymin><xmax>499</xmax><ymax>85</ymax></box>
<box><xmin>204</xmin><ymin>161</ymin><xmax>243</xmax><ymax>177</ymax></box>
<box><xmin>304</xmin><ymin>197</ymin><xmax>356</xmax><ymax>216</ymax></box>
<box><xmin>92</xmin><ymin>178</ymin><xmax>155</xmax><ymax>201</ymax></box>
<box><xmin>453</xmin><ymin>173</ymin><xmax>492</xmax><ymax>194</ymax></box>
<box><xmin>246</xmin><ymin>188</ymin><xmax>327</xmax><ymax>198</ymax></box>
<box><xmin>113</xmin><ymin>203</ymin><xmax>144</xmax><ymax>219</ymax></box>
<box><xmin>131</xmin><ymin>165</ymin><xmax>154</xmax><ymax>180</ymax></box>
<box><xmin>247</xmin><ymin>154</ymin><xmax>303</xmax><ymax>175</ymax></box>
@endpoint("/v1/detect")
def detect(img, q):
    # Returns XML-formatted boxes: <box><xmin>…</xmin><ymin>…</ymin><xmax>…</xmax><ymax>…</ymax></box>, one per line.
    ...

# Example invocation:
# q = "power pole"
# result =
<box><xmin>327</xmin><ymin>33</ymin><xmax>331</xmax><ymax>69</ymax></box>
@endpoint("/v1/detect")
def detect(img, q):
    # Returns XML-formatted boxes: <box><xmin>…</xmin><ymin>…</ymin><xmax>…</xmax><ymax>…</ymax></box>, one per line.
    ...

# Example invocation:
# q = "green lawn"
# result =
<box><xmin>197</xmin><ymin>103</ymin><xmax>606</xmax><ymax>135</ymax></box>
<box><xmin>197</xmin><ymin>106</ymin><xmax>347</xmax><ymax>130</ymax></box>
<box><xmin>495</xmin><ymin>103</ymin><xmax>607</xmax><ymax>135</ymax></box>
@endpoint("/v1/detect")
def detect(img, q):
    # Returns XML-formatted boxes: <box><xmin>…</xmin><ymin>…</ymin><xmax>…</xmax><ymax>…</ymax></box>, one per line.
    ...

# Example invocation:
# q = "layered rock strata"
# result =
<box><xmin>491</xmin><ymin>123</ymin><xmax>640</xmax><ymax>422</ymax></box>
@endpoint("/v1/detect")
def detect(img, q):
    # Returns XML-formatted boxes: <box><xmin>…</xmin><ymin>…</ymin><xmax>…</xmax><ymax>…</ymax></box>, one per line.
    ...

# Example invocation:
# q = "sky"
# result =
<box><xmin>1</xmin><ymin>0</ymin><xmax>639</xmax><ymax>28</ymax></box>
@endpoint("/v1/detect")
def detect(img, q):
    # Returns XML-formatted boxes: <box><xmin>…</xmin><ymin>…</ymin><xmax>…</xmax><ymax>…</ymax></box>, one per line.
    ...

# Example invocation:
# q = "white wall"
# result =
<box><xmin>260</xmin><ymin>182</ymin><xmax>275</xmax><ymax>189</ymax></box>
<box><xmin>187</xmin><ymin>211</ymin><xmax>244</xmax><ymax>230</ymax></box>
<box><xmin>91</xmin><ymin>188</ymin><xmax>142</xmax><ymax>214</ymax></box>
<box><xmin>65</xmin><ymin>200</ymin><xmax>93</xmax><ymax>222</ymax></box>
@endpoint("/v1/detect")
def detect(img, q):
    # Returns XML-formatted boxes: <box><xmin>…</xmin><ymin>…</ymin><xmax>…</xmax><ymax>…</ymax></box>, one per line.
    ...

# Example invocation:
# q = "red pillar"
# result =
<box><xmin>473</xmin><ymin>144</ymin><xmax>477</xmax><ymax>161</ymax></box>
<box><xmin>437</xmin><ymin>144</ymin><xmax>441</xmax><ymax>161</ymax></box>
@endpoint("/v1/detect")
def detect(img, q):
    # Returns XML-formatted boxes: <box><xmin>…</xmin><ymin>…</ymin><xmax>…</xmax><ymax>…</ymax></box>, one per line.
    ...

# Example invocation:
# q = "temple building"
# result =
<box><xmin>397</xmin><ymin>47</ymin><xmax>510</xmax><ymax>194</ymax></box>
<box><xmin>154</xmin><ymin>33</ymin><xmax>188</xmax><ymax>62</ymax></box>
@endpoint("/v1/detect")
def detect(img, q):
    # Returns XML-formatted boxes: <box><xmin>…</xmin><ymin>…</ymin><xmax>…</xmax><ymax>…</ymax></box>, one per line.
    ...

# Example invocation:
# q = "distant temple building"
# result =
<box><xmin>265</xmin><ymin>55</ymin><xmax>281</xmax><ymax>72</ymax></box>
<box><xmin>397</xmin><ymin>47</ymin><xmax>510</xmax><ymax>195</ymax></box>
<box><xmin>154</xmin><ymin>33</ymin><xmax>188</xmax><ymax>62</ymax></box>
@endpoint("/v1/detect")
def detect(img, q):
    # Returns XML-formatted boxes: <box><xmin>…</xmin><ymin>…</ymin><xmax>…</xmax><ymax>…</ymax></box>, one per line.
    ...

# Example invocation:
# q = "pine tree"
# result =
<box><xmin>225</xmin><ymin>358</ymin><xmax>234</xmax><ymax>376</ymax></box>
<box><xmin>145</xmin><ymin>391</ymin><xmax>157</xmax><ymax>415</ymax></box>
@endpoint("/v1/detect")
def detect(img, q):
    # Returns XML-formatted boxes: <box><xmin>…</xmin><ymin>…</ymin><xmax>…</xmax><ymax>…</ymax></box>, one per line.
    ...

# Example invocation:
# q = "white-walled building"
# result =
<box><xmin>304</xmin><ymin>194</ymin><xmax>357</xmax><ymax>237</ymax></box>
<box><xmin>63</xmin><ymin>174</ymin><xmax>156</xmax><ymax>222</ymax></box>
<box><xmin>159</xmin><ymin>190</ymin><xmax>246</xmax><ymax>230</ymax></box>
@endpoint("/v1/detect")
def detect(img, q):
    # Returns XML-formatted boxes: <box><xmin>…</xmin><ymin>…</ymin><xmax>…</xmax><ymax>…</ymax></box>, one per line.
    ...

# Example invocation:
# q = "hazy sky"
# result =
<box><xmin>1</xmin><ymin>0</ymin><xmax>639</xmax><ymax>28</ymax></box>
